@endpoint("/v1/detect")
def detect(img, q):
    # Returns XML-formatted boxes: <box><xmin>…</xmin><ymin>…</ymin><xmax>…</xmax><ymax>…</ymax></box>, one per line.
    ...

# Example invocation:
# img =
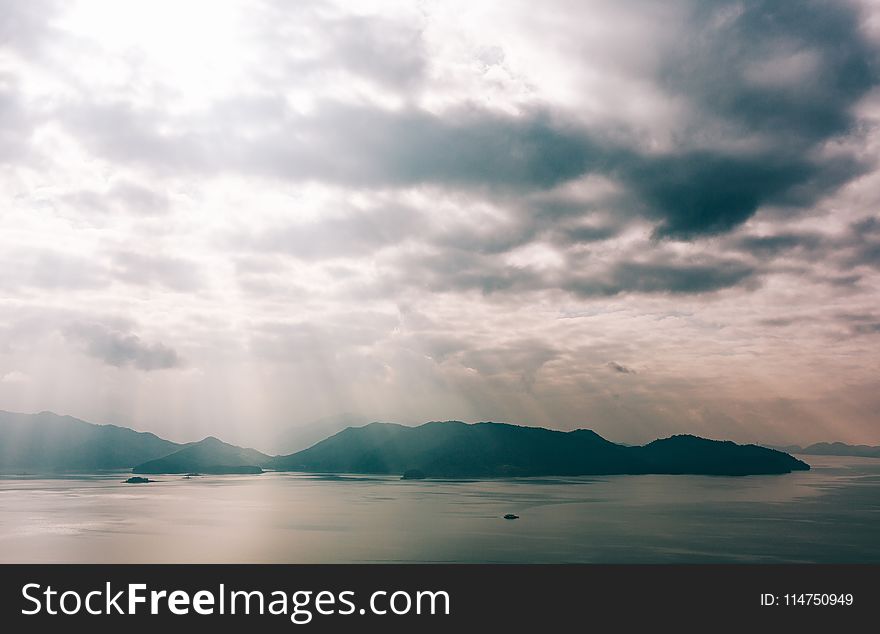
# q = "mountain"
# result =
<box><xmin>637</xmin><ymin>435</ymin><xmax>807</xmax><ymax>476</ymax></box>
<box><xmin>0</xmin><ymin>410</ymin><xmax>812</xmax><ymax>477</ymax></box>
<box><xmin>272</xmin><ymin>413</ymin><xmax>372</xmax><ymax>454</ymax></box>
<box><xmin>772</xmin><ymin>442</ymin><xmax>880</xmax><ymax>458</ymax></box>
<box><xmin>132</xmin><ymin>436</ymin><xmax>271</xmax><ymax>474</ymax></box>
<box><xmin>0</xmin><ymin>410</ymin><xmax>182</xmax><ymax>473</ymax></box>
<box><xmin>268</xmin><ymin>421</ymin><xmax>809</xmax><ymax>477</ymax></box>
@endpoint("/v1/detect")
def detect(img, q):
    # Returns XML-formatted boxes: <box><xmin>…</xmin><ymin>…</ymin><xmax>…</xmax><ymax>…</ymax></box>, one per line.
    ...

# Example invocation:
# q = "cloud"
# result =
<box><xmin>619</xmin><ymin>151</ymin><xmax>863</xmax><ymax>238</ymax></box>
<box><xmin>253</xmin><ymin>1</ymin><xmax>427</xmax><ymax>91</ymax></box>
<box><xmin>0</xmin><ymin>370</ymin><xmax>29</xmax><ymax>384</ymax></box>
<box><xmin>107</xmin><ymin>181</ymin><xmax>172</xmax><ymax>215</ymax></box>
<box><xmin>384</xmin><ymin>248</ymin><xmax>545</xmax><ymax>296</ymax></box>
<box><xmin>248</xmin><ymin>313</ymin><xmax>399</xmax><ymax>363</ymax></box>
<box><xmin>0</xmin><ymin>0</ymin><xmax>879</xmax><ymax>446</ymax></box>
<box><xmin>730</xmin><ymin>231</ymin><xmax>825</xmax><ymax>258</ymax></box>
<box><xmin>670</xmin><ymin>0</ymin><xmax>876</xmax><ymax>144</ymax></box>
<box><xmin>62</xmin><ymin>100</ymin><xmax>603</xmax><ymax>189</ymax></box>
<box><xmin>246</xmin><ymin>205</ymin><xmax>420</xmax><ymax>260</ymax></box>
<box><xmin>607</xmin><ymin>361</ymin><xmax>636</xmax><ymax>375</ymax></box>
<box><xmin>0</xmin><ymin>79</ymin><xmax>37</xmax><ymax>164</ymax></box>
<box><xmin>458</xmin><ymin>340</ymin><xmax>558</xmax><ymax>386</ymax></box>
<box><xmin>841</xmin><ymin>216</ymin><xmax>880</xmax><ymax>269</ymax></box>
<box><xmin>0</xmin><ymin>249</ymin><xmax>108</xmax><ymax>292</ymax></box>
<box><xmin>555</xmin><ymin>223</ymin><xmax>620</xmax><ymax>245</ymax></box>
<box><xmin>111</xmin><ymin>251</ymin><xmax>203</xmax><ymax>291</ymax></box>
<box><xmin>57</xmin><ymin>94</ymin><xmax>869</xmax><ymax>243</ymax></box>
<box><xmin>45</xmin><ymin>0</ymin><xmax>875</xmax><ymax>243</ymax></box>
<box><xmin>0</xmin><ymin>0</ymin><xmax>60</xmax><ymax>58</ymax></box>
<box><xmin>65</xmin><ymin>324</ymin><xmax>182</xmax><ymax>371</ymax></box>
<box><xmin>320</xmin><ymin>14</ymin><xmax>427</xmax><ymax>90</ymax></box>
<box><xmin>852</xmin><ymin>322</ymin><xmax>880</xmax><ymax>336</ymax></box>
<box><xmin>563</xmin><ymin>258</ymin><xmax>756</xmax><ymax>297</ymax></box>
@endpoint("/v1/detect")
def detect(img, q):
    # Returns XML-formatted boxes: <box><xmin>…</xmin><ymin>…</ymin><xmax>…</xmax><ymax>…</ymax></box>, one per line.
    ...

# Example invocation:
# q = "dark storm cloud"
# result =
<box><xmin>758</xmin><ymin>317</ymin><xmax>809</xmax><ymax>328</ymax></box>
<box><xmin>618</xmin><ymin>151</ymin><xmax>864</xmax><ymax>239</ymax></box>
<box><xmin>61</xmin><ymin>103</ymin><xmax>870</xmax><ymax>248</ymax></box>
<box><xmin>253</xmin><ymin>104</ymin><xmax>602</xmax><ymax>189</ymax></box>
<box><xmin>722</xmin><ymin>215</ymin><xmax>880</xmax><ymax>275</ymax></box>
<box><xmin>556</xmin><ymin>223</ymin><xmax>620</xmax><ymax>245</ymax></box>
<box><xmin>852</xmin><ymin>322</ymin><xmax>880</xmax><ymax>335</ymax></box>
<box><xmin>824</xmin><ymin>273</ymin><xmax>863</xmax><ymax>288</ymax></box>
<box><xmin>675</xmin><ymin>0</ymin><xmax>875</xmax><ymax>143</ymax></box>
<box><xmin>563</xmin><ymin>259</ymin><xmax>756</xmax><ymax>297</ymax></box>
<box><xmin>630</xmin><ymin>0</ymin><xmax>877</xmax><ymax>238</ymax></box>
<box><xmin>841</xmin><ymin>216</ymin><xmax>880</xmax><ymax>269</ymax></box>
<box><xmin>64</xmin><ymin>323</ymin><xmax>182</xmax><ymax>371</ymax></box>
<box><xmin>729</xmin><ymin>231</ymin><xmax>825</xmax><ymax>257</ymax></box>
<box><xmin>849</xmin><ymin>242</ymin><xmax>880</xmax><ymax>268</ymax></box>
<box><xmin>369</xmin><ymin>247</ymin><xmax>756</xmax><ymax>300</ymax></box>
<box><xmin>852</xmin><ymin>217</ymin><xmax>880</xmax><ymax>235</ymax></box>
<box><xmin>607</xmin><ymin>361</ymin><xmax>636</xmax><ymax>374</ymax></box>
<box><xmin>58</xmin><ymin>100</ymin><xmax>600</xmax><ymax>189</ymax></box>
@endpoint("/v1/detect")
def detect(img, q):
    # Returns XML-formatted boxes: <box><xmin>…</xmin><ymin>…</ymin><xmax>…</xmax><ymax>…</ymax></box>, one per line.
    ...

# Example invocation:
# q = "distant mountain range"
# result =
<box><xmin>770</xmin><ymin>442</ymin><xmax>880</xmax><ymax>458</ymax></box>
<box><xmin>1</xmin><ymin>410</ymin><xmax>812</xmax><ymax>477</ymax></box>
<box><xmin>268</xmin><ymin>421</ymin><xmax>809</xmax><ymax>477</ymax></box>
<box><xmin>0</xmin><ymin>410</ymin><xmax>181</xmax><ymax>472</ymax></box>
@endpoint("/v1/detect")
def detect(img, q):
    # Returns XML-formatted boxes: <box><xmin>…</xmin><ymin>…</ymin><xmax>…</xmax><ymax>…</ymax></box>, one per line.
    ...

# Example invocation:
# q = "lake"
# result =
<box><xmin>1</xmin><ymin>455</ymin><xmax>878</xmax><ymax>563</ymax></box>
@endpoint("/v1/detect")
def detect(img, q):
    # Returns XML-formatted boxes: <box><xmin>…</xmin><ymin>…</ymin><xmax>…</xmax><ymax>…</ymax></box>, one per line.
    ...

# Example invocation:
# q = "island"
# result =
<box><xmin>268</xmin><ymin>421</ymin><xmax>809</xmax><ymax>477</ymax></box>
<box><xmin>2</xmin><ymin>410</ymin><xmax>812</xmax><ymax>479</ymax></box>
<box><xmin>132</xmin><ymin>437</ymin><xmax>269</xmax><ymax>475</ymax></box>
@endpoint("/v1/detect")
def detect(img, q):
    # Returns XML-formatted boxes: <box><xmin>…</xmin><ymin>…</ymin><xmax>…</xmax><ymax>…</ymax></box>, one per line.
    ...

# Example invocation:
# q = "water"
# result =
<box><xmin>1</xmin><ymin>456</ymin><xmax>878</xmax><ymax>563</ymax></box>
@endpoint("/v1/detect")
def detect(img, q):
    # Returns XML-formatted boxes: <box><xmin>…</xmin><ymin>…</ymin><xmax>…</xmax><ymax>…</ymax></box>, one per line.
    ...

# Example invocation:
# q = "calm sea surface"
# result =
<box><xmin>1</xmin><ymin>456</ymin><xmax>878</xmax><ymax>563</ymax></box>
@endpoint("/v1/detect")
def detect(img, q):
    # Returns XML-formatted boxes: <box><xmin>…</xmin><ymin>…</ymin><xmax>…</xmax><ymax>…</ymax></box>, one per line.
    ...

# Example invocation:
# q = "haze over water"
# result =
<box><xmin>1</xmin><ymin>456</ymin><xmax>877</xmax><ymax>563</ymax></box>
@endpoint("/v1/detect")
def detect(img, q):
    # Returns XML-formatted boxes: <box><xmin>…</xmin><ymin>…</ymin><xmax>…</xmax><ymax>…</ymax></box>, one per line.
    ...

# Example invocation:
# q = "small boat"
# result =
<box><xmin>503</xmin><ymin>513</ymin><xmax>519</xmax><ymax>520</ymax></box>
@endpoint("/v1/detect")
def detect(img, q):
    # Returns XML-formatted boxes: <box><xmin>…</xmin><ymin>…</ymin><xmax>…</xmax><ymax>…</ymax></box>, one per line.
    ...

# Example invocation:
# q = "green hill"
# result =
<box><xmin>132</xmin><ymin>436</ymin><xmax>270</xmax><ymax>474</ymax></box>
<box><xmin>269</xmin><ymin>421</ymin><xmax>809</xmax><ymax>477</ymax></box>
<box><xmin>0</xmin><ymin>410</ymin><xmax>182</xmax><ymax>473</ymax></box>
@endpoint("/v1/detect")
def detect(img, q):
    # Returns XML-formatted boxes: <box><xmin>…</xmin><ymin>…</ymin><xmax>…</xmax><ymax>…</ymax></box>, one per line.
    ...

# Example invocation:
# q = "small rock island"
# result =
<box><xmin>123</xmin><ymin>476</ymin><xmax>152</xmax><ymax>484</ymax></box>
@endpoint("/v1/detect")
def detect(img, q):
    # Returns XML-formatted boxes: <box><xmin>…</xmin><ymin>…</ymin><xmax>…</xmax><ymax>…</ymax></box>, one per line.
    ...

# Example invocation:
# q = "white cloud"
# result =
<box><xmin>0</xmin><ymin>370</ymin><xmax>29</xmax><ymax>384</ymax></box>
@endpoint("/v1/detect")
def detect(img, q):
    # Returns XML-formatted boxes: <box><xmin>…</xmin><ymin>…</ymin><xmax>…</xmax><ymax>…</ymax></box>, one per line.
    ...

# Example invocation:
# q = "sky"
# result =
<box><xmin>1</xmin><ymin>0</ymin><xmax>879</xmax><ymax>451</ymax></box>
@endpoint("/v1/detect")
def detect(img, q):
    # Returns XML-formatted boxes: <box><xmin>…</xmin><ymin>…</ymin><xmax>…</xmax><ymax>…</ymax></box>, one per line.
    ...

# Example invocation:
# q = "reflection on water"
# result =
<box><xmin>1</xmin><ymin>456</ymin><xmax>878</xmax><ymax>563</ymax></box>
